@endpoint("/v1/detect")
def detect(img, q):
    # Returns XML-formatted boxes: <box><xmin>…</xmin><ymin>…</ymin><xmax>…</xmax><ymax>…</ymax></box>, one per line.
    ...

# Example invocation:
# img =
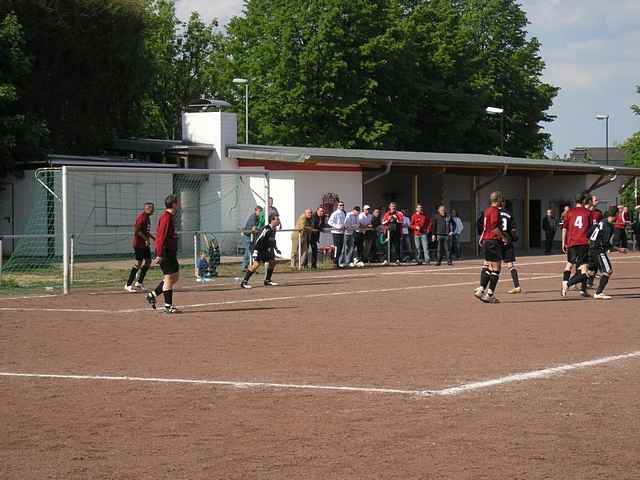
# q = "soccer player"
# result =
<box><xmin>240</xmin><ymin>214</ymin><xmax>282</xmax><ymax>289</ymax></box>
<box><xmin>474</xmin><ymin>191</ymin><xmax>505</xmax><ymax>304</ymax></box>
<box><xmin>499</xmin><ymin>206</ymin><xmax>521</xmax><ymax>294</ymax></box>
<box><xmin>146</xmin><ymin>194</ymin><xmax>180</xmax><ymax>314</ymax></box>
<box><xmin>587</xmin><ymin>206</ymin><xmax>618</xmax><ymax>300</ymax></box>
<box><xmin>585</xmin><ymin>195</ymin><xmax>603</xmax><ymax>288</ymax></box>
<box><xmin>561</xmin><ymin>192</ymin><xmax>592</xmax><ymax>297</ymax></box>
<box><xmin>125</xmin><ymin>202</ymin><xmax>155</xmax><ymax>292</ymax></box>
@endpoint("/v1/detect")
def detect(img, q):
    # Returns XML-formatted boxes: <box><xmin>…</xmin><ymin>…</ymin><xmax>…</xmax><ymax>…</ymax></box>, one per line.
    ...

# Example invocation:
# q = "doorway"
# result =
<box><xmin>0</xmin><ymin>183</ymin><xmax>15</xmax><ymax>255</ymax></box>
<box><xmin>529</xmin><ymin>199</ymin><xmax>541</xmax><ymax>248</ymax></box>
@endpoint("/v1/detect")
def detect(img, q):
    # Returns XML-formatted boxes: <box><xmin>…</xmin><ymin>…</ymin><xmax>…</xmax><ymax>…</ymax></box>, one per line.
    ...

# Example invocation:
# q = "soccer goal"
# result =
<box><xmin>0</xmin><ymin>166</ymin><xmax>270</xmax><ymax>294</ymax></box>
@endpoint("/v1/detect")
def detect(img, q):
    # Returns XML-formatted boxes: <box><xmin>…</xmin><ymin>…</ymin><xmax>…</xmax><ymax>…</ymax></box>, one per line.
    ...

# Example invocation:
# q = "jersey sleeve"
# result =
<box><xmin>155</xmin><ymin>214</ymin><xmax>168</xmax><ymax>254</ymax></box>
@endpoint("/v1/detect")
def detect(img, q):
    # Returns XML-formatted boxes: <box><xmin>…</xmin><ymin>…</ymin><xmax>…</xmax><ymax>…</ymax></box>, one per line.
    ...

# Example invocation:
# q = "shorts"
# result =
<box><xmin>134</xmin><ymin>247</ymin><xmax>152</xmax><ymax>262</ymax></box>
<box><xmin>159</xmin><ymin>251</ymin><xmax>179</xmax><ymax>275</ymax></box>
<box><xmin>254</xmin><ymin>250</ymin><xmax>275</xmax><ymax>264</ymax></box>
<box><xmin>501</xmin><ymin>243</ymin><xmax>516</xmax><ymax>263</ymax></box>
<box><xmin>588</xmin><ymin>249</ymin><xmax>612</xmax><ymax>275</ymax></box>
<box><xmin>483</xmin><ymin>240</ymin><xmax>503</xmax><ymax>262</ymax></box>
<box><xmin>567</xmin><ymin>245</ymin><xmax>588</xmax><ymax>266</ymax></box>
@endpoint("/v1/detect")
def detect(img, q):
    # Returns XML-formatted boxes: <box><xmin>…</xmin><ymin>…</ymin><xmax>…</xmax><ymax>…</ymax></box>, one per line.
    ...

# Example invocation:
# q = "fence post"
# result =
<box><xmin>298</xmin><ymin>233</ymin><xmax>302</xmax><ymax>271</ymax></box>
<box><xmin>70</xmin><ymin>235</ymin><xmax>75</xmax><ymax>285</ymax></box>
<box><xmin>193</xmin><ymin>232</ymin><xmax>198</xmax><ymax>279</ymax></box>
<box><xmin>62</xmin><ymin>166</ymin><xmax>69</xmax><ymax>294</ymax></box>
<box><xmin>387</xmin><ymin>229</ymin><xmax>390</xmax><ymax>264</ymax></box>
<box><xmin>0</xmin><ymin>238</ymin><xmax>3</xmax><ymax>286</ymax></box>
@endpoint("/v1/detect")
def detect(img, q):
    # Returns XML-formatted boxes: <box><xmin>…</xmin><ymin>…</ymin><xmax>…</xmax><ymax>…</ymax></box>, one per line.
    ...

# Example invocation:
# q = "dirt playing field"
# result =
<box><xmin>1</xmin><ymin>253</ymin><xmax>639</xmax><ymax>479</ymax></box>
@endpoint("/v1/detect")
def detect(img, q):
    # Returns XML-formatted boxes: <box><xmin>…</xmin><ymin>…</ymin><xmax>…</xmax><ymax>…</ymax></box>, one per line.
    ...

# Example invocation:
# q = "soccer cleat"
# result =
<box><xmin>124</xmin><ymin>284</ymin><xmax>136</xmax><ymax>293</ymax></box>
<box><xmin>145</xmin><ymin>292</ymin><xmax>156</xmax><ymax>309</ymax></box>
<box><xmin>579</xmin><ymin>290</ymin><xmax>590</xmax><ymax>298</ymax></box>
<box><xmin>134</xmin><ymin>282</ymin><xmax>145</xmax><ymax>290</ymax></box>
<box><xmin>593</xmin><ymin>293</ymin><xmax>612</xmax><ymax>300</ymax></box>
<box><xmin>240</xmin><ymin>281</ymin><xmax>252</xmax><ymax>289</ymax></box>
<box><xmin>480</xmin><ymin>293</ymin><xmax>500</xmax><ymax>304</ymax></box>
<box><xmin>348</xmin><ymin>262</ymin><xmax>355</xmax><ymax>268</ymax></box>
<box><xmin>561</xmin><ymin>281</ymin><xmax>568</xmax><ymax>297</ymax></box>
<box><xmin>356</xmin><ymin>261</ymin><xmax>365</xmax><ymax>268</ymax></box>
<box><xmin>508</xmin><ymin>287</ymin><xmax>522</xmax><ymax>294</ymax></box>
<box><xmin>163</xmin><ymin>305</ymin><xmax>179</xmax><ymax>314</ymax></box>
<box><xmin>264</xmin><ymin>280</ymin><xmax>279</xmax><ymax>286</ymax></box>
<box><xmin>474</xmin><ymin>286</ymin><xmax>485</xmax><ymax>299</ymax></box>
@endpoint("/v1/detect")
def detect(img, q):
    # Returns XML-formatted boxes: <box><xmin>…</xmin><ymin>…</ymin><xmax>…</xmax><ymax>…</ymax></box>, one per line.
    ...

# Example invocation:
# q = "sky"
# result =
<box><xmin>175</xmin><ymin>0</ymin><xmax>640</xmax><ymax>157</ymax></box>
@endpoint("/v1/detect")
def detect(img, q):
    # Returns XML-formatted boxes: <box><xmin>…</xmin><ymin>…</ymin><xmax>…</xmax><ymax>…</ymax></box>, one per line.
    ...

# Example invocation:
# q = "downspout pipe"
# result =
<box><xmin>363</xmin><ymin>161</ymin><xmax>393</xmax><ymax>185</ymax></box>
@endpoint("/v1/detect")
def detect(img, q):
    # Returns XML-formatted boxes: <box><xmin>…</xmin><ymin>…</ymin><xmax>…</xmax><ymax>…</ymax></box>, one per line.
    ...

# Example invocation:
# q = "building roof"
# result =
<box><xmin>228</xmin><ymin>144</ymin><xmax>640</xmax><ymax>176</ymax></box>
<box><xmin>48</xmin><ymin>154</ymin><xmax>177</xmax><ymax>168</ymax></box>
<box><xmin>570</xmin><ymin>147</ymin><xmax>628</xmax><ymax>167</ymax></box>
<box><xmin>112</xmin><ymin>138</ymin><xmax>215</xmax><ymax>157</ymax></box>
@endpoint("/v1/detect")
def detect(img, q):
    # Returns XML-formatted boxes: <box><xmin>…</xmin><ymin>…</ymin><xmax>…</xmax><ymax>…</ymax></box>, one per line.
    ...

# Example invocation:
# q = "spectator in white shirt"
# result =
<box><xmin>356</xmin><ymin>205</ymin><xmax>373</xmax><ymax>264</ymax></box>
<box><xmin>401</xmin><ymin>209</ymin><xmax>413</xmax><ymax>262</ymax></box>
<box><xmin>451</xmin><ymin>209</ymin><xmax>464</xmax><ymax>259</ymax></box>
<box><xmin>340</xmin><ymin>206</ymin><xmax>361</xmax><ymax>267</ymax></box>
<box><xmin>328</xmin><ymin>201</ymin><xmax>346</xmax><ymax>267</ymax></box>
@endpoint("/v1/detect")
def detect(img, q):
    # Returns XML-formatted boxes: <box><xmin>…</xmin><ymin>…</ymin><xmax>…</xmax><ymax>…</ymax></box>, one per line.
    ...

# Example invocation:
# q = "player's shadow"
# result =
<box><xmin>186</xmin><ymin>306</ymin><xmax>299</xmax><ymax>314</ymax></box>
<box><xmin>508</xmin><ymin>297</ymin><xmax>587</xmax><ymax>304</ymax></box>
<box><xmin>611</xmin><ymin>293</ymin><xmax>640</xmax><ymax>299</ymax></box>
<box><xmin>281</xmin><ymin>281</ymin><xmax>339</xmax><ymax>287</ymax></box>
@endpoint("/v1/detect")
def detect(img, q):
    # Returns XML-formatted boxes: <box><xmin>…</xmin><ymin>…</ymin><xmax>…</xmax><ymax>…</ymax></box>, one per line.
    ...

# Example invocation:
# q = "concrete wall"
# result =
<box><xmin>182</xmin><ymin>111</ymin><xmax>238</xmax><ymax>169</ymax></box>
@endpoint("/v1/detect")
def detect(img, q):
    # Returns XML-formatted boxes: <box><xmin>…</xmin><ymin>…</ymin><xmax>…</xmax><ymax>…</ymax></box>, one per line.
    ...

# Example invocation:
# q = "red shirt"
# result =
<box><xmin>481</xmin><ymin>206</ymin><xmax>501</xmax><ymax>241</ymax></box>
<box><xmin>155</xmin><ymin>210</ymin><xmax>178</xmax><ymax>254</ymax></box>
<box><xmin>614</xmin><ymin>211</ymin><xmax>627</xmax><ymax>230</ymax></box>
<box><xmin>410</xmin><ymin>212</ymin><xmax>431</xmax><ymax>235</ymax></box>
<box><xmin>563</xmin><ymin>206</ymin><xmax>590</xmax><ymax>247</ymax></box>
<box><xmin>382</xmin><ymin>210</ymin><xmax>405</xmax><ymax>230</ymax></box>
<box><xmin>590</xmin><ymin>208</ymin><xmax>603</xmax><ymax>226</ymax></box>
<box><xmin>132</xmin><ymin>212</ymin><xmax>151</xmax><ymax>249</ymax></box>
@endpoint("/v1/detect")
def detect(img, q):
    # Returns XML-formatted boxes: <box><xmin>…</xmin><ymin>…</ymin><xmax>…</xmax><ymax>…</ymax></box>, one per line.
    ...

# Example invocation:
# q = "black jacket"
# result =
<box><xmin>310</xmin><ymin>213</ymin><xmax>327</xmax><ymax>243</ymax></box>
<box><xmin>543</xmin><ymin>215</ymin><xmax>558</xmax><ymax>234</ymax></box>
<box><xmin>432</xmin><ymin>214</ymin><xmax>453</xmax><ymax>236</ymax></box>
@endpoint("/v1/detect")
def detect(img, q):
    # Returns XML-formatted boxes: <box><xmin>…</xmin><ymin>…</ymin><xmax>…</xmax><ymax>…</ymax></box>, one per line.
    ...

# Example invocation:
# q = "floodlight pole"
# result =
<box><xmin>596</xmin><ymin>114</ymin><xmax>609</xmax><ymax>165</ymax></box>
<box><xmin>245</xmin><ymin>83</ymin><xmax>249</xmax><ymax>144</ymax></box>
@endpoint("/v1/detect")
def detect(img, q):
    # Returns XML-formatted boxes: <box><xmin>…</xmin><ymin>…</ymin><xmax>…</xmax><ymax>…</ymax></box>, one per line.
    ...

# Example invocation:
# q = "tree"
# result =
<box><xmin>0</xmin><ymin>12</ymin><xmax>47</xmax><ymax>175</ymax></box>
<box><xmin>0</xmin><ymin>0</ymin><xmax>150</xmax><ymax>155</ymax></box>
<box><xmin>133</xmin><ymin>0</ymin><xmax>228</xmax><ymax>139</ymax></box>
<box><xmin>620</xmin><ymin>84</ymin><xmax>640</xmax><ymax>207</ymax></box>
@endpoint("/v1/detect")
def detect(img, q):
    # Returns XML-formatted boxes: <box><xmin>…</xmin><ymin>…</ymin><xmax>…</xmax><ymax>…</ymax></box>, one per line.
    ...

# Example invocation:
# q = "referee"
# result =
<box><xmin>146</xmin><ymin>195</ymin><xmax>180</xmax><ymax>313</ymax></box>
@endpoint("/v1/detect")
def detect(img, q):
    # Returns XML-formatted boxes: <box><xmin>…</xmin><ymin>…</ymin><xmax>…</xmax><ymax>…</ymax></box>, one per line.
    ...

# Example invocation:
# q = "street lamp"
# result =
<box><xmin>596</xmin><ymin>114</ymin><xmax>609</xmax><ymax>165</ymax></box>
<box><xmin>486</xmin><ymin>107</ymin><xmax>505</xmax><ymax>155</ymax></box>
<box><xmin>233</xmin><ymin>78</ymin><xmax>249</xmax><ymax>144</ymax></box>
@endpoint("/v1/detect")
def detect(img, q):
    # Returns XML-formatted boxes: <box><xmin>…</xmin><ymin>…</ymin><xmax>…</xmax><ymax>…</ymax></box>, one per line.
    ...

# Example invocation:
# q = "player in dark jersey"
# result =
<box><xmin>474</xmin><ymin>191</ymin><xmax>505</xmax><ymax>304</ymax></box>
<box><xmin>587</xmin><ymin>207</ymin><xmax>618</xmax><ymax>300</ymax></box>
<box><xmin>586</xmin><ymin>195</ymin><xmax>603</xmax><ymax>288</ymax></box>
<box><xmin>240</xmin><ymin>215</ymin><xmax>281</xmax><ymax>289</ymax></box>
<box><xmin>146</xmin><ymin>195</ymin><xmax>180</xmax><ymax>314</ymax></box>
<box><xmin>561</xmin><ymin>192</ymin><xmax>592</xmax><ymax>297</ymax></box>
<box><xmin>125</xmin><ymin>202</ymin><xmax>155</xmax><ymax>292</ymax></box>
<box><xmin>499</xmin><ymin>207</ymin><xmax>521</xmax><ymax>294</ymax></box>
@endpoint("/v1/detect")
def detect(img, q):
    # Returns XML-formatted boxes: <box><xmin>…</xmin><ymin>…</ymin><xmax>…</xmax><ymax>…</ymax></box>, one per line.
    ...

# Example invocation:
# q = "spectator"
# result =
<box><xmin>291</xmin><ymin>208</ymin><xmax>313</xmax><ymax>267</ymax></box>
<box><xmin>613</xmin><ymin>205</ymin><xmax>628</xmax><ymax>249</ymax></box>
<box><xmin>411</xmin><ymin>204</ymin><xmax>430</xmax><ymax>265</ymax></box>
<box><xmin>400</xmin><ymin>209</ymin><xmax>413</xmax><ymax>262</ymax></box>
<box><xmin>431</xmin><ymin>204</ymin><xmax>453</xmax><ymax>266</ymax></box>
<box><xmin>383</xmin><ymin>202</ymin><xmax>404</xmax><ymax>264</ymax></box>
<box><xmin>309</xmin><ymin>207</ymin><xmax>327</xmax><ymax>268</ymax></box>
<box><xmin>241</xmin><ymin>206</ymin><xmax>263</xmax><ymax>271</ymax></box>
<box><xmin>633</xmin><ymin>206</ymin><xmax>640</xmax><ymax>251</ymax></box>
<box><xmin>340</xmin><ymin>206</ymin><xmax>361</xmax><ymax>267</ymax></box>
<box><xmin>328</xmin><ymin>200</ymin><xmax>346</xmax><ymax>267</ymax></box>
<box><xmin>451</xmin><ymin>209</ymin><xmax>464</xmax><ymax>259</ymax></box>
<box><xmin>542</xmin><ymin>208</ymin><xmax>557</xmax><ymax>254</ymax></box>
<box><xmin>268</xmin><ymin>197</ymin><xmax>279</xmax><ymax>217</ymax></box>
<box><xmin>370</xmin><ymin>207</ymin><xmax>383</xmax><ymax>263</ymax></box>
<box><xmin>356</xmin><ymin>205</ymin><xmax>373</xmax><ymax>264</ymax></box>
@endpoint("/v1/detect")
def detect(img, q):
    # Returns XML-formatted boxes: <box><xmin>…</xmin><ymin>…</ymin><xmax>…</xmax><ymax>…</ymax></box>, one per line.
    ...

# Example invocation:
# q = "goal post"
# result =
<box><xmin>1</xmin><ymin>166</ymin><xmax>270</xmax><ymax>294</ymax></box>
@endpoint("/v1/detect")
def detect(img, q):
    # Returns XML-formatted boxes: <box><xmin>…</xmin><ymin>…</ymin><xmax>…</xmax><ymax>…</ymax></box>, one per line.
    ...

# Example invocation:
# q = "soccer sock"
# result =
<box><xmin>567</xmin><ymin>273</ymin><xmax>586</xmax><ymax>287</ymax></box>
<box><xmin>126</xmin><ymin>267</ymin><xmax>138</xmax><ymax>286</ymax></box>
<box><xmin>595</xmin><ymin>274</ymin><xmax>609</xmax><ymax>295</ymax></box>
<box><xmin>487</xmin><ymin>271</ymin><xmax>499</xmax><ymax>295</ymax></box>
<box><xmin>153</xmin><ymin>281</ymin><xmax>164</xmax><ymax>297</ymax></box>
<box><xmin>480</xmin><ymin>266</ymin><xmax>489</xmax><ymax>286</ymax></box>
<box><xmin>562</xmin><ymin>270</ymin><xmax>571</xmax><ymax>282</ymax></box>
<box><xmin>243</xmin><ymin>270</ymin><xmax>253</xmax><ymax>283</ymax></box>
<box><xmin>163</xmin><ymin>289</ymin><xmax>173</xmax><ymax>306</ymax></box>
<box><xmin>265</xmin><ymin>268</ymin><xmax>274</xmax><ymax>282</ymax></box>
<box><xmin>138</xmin><ymin>265</ymin><xmax>149</xmax><ymax>283</ymax></box>
<box><xmin>580</xmin><ymin>277</ymin><xmax>588</xmax><ymax>292</ymax></box>
<box><xmin>510</xmin><ymin>268</ymin><xmax>520</xmax><ymax>288</ymax></box>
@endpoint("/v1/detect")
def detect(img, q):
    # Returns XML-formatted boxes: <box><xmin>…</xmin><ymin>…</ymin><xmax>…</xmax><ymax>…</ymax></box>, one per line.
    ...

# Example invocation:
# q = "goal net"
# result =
<box><xmin>0</xmin><ymin>167</ymin><xmax>269</xmax><ymax>294</ymax></box>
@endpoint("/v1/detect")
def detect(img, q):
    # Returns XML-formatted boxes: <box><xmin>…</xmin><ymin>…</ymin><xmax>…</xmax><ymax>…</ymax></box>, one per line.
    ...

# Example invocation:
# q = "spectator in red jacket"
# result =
<box><xmin>612</xmin><ymin>205</ymin><xmax>629</xmax><ymax>250</ymax></box>
<box><xmin>382</xmin><ymin>202</ymin><xmax>404</xmax><ymax>264</ymax></box>
<box><xmin>411</xmin><ymin>204</ymin><xmax>431</xmax><ymax>265</ymax></box>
